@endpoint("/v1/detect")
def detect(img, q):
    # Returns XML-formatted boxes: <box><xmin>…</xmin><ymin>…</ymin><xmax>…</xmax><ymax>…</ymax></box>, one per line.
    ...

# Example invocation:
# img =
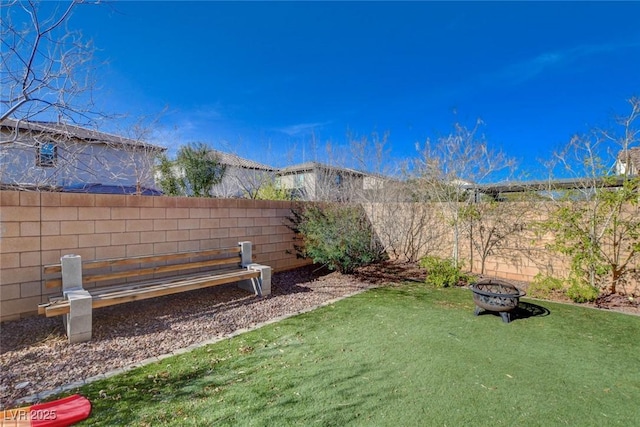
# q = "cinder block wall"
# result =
<box><xmin>366</xmin><ymin>202</ymin><xmax>586</xmax><ymax>287</ymax></box>
<box><xmin>0</xmin><ymin>191</ymin><xmax>310</xmax><ymax>322</ymax></box>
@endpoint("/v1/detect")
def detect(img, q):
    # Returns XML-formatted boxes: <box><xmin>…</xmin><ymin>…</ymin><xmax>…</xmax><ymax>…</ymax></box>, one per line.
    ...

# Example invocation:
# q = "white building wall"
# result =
<box><xmin>212</xmin><ymin>166</ymin><xmax>275</xmax><ymax>198</ymax></box>
<box><xmin>0</xmin><ymin>139</ymin><xmax>156</xmax><ymax>188</ymax></box>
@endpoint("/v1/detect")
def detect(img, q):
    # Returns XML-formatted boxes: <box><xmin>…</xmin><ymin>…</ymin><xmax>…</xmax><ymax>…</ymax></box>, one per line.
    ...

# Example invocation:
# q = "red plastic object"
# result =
<box><xmin>1</xmin><ymin>395</ymin><xmax>91</xmax><ymax>427</ymax></box>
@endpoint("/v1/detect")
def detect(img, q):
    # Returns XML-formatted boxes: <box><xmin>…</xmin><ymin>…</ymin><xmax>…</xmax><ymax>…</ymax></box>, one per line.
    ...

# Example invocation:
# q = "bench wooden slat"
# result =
<box><xmin>45</xmin><ymin>279</ymin><xmax>63</xmax><ymax>289</ymax></box>
<box><xmin>85</xmin><ymin>266</ymin><xmax>246</xmax><ymax>295</ymax></box>
<box><xmin>81</xmin><ymin>247</ymin><xmax>242</xmax><ymax>270</ymax></box>
<box><xmin>39</xmin><ymin>268</ymin><xmax>261</xmax><ymax>317</ymax></box>
<box><xmin>87</xmin><ymin>257</ymin><xmax>240</xmax><ymax>284</ymax></box>
<box><xmin>43</xmin><ymin>264</ymin><xmax>62</xmax><ymax>274</ymax></box>
<box><xmin>38</xmin><ymin>298</ymin><xmax>64</xmax><ymax>315</ymax></box>
<box><xmin>44</xmin><ymin>253</ymin><xmax>244</xmax><ymax>289</ymax></box>
<box><xmin>92</xmin><ymin>270</ymin><xmax>260</xmax><ymax>308</ymax></box>
<box><xmin>42</xmin><ymin>246</ymin><xmax>242</xmax><ymax>277</ymax></box>
<box><xmin>39</xmin><ymin>300</ymin><xmax>70</xmax><ymax>317</ymax></box>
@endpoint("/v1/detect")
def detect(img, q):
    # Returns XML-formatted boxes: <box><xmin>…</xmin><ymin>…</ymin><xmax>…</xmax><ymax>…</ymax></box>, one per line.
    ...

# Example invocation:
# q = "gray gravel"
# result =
<box><xmin>0</xmin><ymin>265</ymin><xmax>373</xmax><ymax>409</ymax></box>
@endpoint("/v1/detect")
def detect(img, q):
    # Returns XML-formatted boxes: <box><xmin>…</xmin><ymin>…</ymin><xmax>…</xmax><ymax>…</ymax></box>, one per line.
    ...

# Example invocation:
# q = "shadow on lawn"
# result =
<box><xmin>353</xmin><ymin>261</ymin><xmax>427</xmax><ymax>286</ymax></box>
<box><xmin>474</xmin><ymin>301</ymin><xmax>551</xmax><ymax>322</ymax></box>
<box><xmin>516</xmin><ymin>301</ymin><xmax>551</xmax><ymax>319</ymax></box>
<box><xmin>81</xmin><ymin>348</ymin><xmax>385</xmax><ymax>426</ymax></box>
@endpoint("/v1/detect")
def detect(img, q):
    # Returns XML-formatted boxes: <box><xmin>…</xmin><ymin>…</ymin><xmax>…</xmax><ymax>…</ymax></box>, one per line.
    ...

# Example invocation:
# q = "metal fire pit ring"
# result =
<box><xmin>469</xmin><ymin>278</ymin><xmax>526</xmax><ymax>323</ymax></box>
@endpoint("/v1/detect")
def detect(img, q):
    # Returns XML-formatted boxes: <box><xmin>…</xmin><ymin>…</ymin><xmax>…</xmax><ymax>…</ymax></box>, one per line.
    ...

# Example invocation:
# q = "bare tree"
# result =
<box><xmin>338</xmin><ymin>130</ymin><xmax>444</xmax><ymax>262</ymax></box>
<box><xmin>0</xmin><ymin>1</ymin><xmax>111</xmax><ymax>191</ymax></box>
<box><xmin>415</xmin><ymin>119</ymin><xmax>516</xmax><ymax>268</ymax></box>
<box><xmin>214</xmin><ymin>162</ymin><xmax>276</xmax><ymax>199</ymax></box>
<box><xmin>101</xmin><ymin>119</ymin><xmax>167</xmax><ymax>193</ymax></box>
<box><xmin>1</xmin><ymin>0</ymin><xmax>99</xmax><ymax>127</ymax></box>
<box><xmin>291</xmin><ymin>130</ymin><xmax>446</xmax><ymax>262</ymax></box>
<box><xmin>1</xmin><ymin>2</ymin><xmax>171</xmax><ymax>194</ymax></box>
<box><xmin>460</xmin><ymin>198</ymin><xmax>535</xmax><ymax>275</ymax></box>
<box><xmin>539</xmin><ymin>97</ymin><xmax>640</xmax><ymax>297</ymax></box>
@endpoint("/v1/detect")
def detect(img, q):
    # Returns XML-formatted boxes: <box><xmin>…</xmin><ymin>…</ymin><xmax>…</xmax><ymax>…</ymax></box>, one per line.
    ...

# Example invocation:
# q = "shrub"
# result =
<box><xmin>254</xmin><ymin>181</ymin><xmax>293</xmax><ymax>200</ymax></box>
<box><xmin>288</xmin><ymin>204</ymin><xmax>385</xmax><ymax>274</ymax></box>
<box><xmin>528</xmin><ymin>274</ymin><xmax>565</xmax><ymax>299</ymax></box>
<box><xmin>565</xmin><ymin>279</ymin><xmax>600</xmax><ymax>303</ymax></box>
<box><xmin>419</xmin><ymin>256</ymin><xmax>469</xmax><ymax>288</ymax></box>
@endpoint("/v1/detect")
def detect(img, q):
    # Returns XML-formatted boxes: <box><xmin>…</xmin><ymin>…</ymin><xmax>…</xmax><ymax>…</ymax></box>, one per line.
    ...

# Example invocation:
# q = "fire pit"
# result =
<box><xmin>469</xmin><ymin>278</ymin><xmax>526</xmax><ymax>323</ymax></box>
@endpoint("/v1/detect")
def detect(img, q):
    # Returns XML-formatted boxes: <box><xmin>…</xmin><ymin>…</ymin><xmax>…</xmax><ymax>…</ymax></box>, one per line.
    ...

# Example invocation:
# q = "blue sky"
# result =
<box><xmin>65</xmin><ymin>1</ymin><xmax>640</xmax><ymax>176</ymax></box>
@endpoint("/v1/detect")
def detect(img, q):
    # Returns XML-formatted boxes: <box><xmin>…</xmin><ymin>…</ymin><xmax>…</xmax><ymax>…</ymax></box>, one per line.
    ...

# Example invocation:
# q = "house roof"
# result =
<box><xmin>61</xmin><ymin>183</ymin><xmax>163</xmax><ymax>195</ymax></box>
<box><xmin>0</xmin><ymin>118</ymin><xmax>166</xmax><ymax>151</ymax></box>
<box><xmin>277</xmin><ymin>162</ymin><xmax>395</xmax><ymax>184</ymax></box>
<box><xmin>470</xmin><ymin>176</ymin><xmax>629</xmax><ymax>195</ymax></box>
<box><xmin>209</xmin><ymin>149</ymin><xmax>275</xmax><ymax>171</ymax></box>
<box><xmin>277</xmin><ymin>161</ymin><xmax>367</xmax><ymax>176</ymax></box>
<box><xmin>617</xmin><ymin>147</ymin><xmax>640</xmax><ymax>173</ymax></box>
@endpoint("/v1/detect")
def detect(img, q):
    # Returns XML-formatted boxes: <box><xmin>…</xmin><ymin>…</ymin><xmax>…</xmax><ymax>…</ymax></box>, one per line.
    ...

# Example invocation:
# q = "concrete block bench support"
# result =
<box><xmin>237</xmin><ymin>241</ymin><xmax>272</xmax><ymax>297</ymax></box>
<box><xmin>61</xmin><ymin>254</ymin><xmax>93</xmax><ymax>344</ymax></box>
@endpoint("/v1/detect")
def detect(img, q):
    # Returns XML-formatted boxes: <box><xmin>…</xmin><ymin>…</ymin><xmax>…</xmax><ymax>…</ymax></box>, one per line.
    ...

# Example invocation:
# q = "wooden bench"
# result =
<box><xmin>38</xmin><ymin>241</ymin><xmax>271</xmax><ymax>343</ymax></box>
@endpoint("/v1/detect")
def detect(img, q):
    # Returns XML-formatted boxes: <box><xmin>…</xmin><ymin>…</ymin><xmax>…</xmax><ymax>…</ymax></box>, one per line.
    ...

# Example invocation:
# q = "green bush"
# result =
<box><xmin>288</xmin><ymin>204</ymin><xmax>384</xmax><ymax>274</ymax></box>
<box><xmin>565</xmin><ymin>280</ymin><xmax>600</xmax><ymax>303</ymax></box>
<box><xmin>419</xmin><ymin>256</ymin><xmax>469</xmax><ymax>288</ymax></box>
<box><xmin>528</xmin><ymin>274</ymin><xmax>565</xmax><ymax>299</ymax></box>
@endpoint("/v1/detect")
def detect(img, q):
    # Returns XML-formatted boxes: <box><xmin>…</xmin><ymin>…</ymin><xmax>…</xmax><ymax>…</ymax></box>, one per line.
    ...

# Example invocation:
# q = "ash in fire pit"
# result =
<box><xmin>469</xmin><ymin>278</ymin><xmax>526</xmax><ymax>323</ymax></box>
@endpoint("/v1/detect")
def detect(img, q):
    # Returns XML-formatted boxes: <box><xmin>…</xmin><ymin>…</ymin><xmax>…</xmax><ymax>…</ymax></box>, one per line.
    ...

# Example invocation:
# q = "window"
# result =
<box><xmin>37</xmin><ymin>142</ymin><xmax>57</xmax><ymax>167</ymax></box>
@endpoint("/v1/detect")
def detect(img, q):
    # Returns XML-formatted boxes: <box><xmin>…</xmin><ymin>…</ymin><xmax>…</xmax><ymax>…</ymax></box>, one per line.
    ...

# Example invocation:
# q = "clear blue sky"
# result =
<box><xmin>67</xmin><ymin>1</ymin><xmax>640</xmax><ymax>176</ymax></box>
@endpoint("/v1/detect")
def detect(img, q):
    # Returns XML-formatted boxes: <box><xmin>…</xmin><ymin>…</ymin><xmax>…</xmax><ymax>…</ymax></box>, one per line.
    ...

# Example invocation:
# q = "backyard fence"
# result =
<box><xmin>0</xmin><ymin>191</ymin><xmax>310</xmax><ymax>322</ymax></box>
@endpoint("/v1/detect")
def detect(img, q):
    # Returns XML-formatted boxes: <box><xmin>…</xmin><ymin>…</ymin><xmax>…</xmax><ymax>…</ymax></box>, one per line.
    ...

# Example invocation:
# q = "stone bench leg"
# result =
<box><xmin>251</xmin><ymin>264</ymin><xmax>271</xmax><ymax>296</ymax></box>
<box><xmin>237</xmin><ymin>241</ymin><xmax>271</xmax><ymax>296</ymax></box>
<box><xmin>63</xmin><ymin>289</ymin><xmax>93</xmax><ymax>343</ymax></box>
<box><xmin>237</xmin><ymin>264</ymin><xmax>272</xmax><ymax>297</ymax></box>
<box><xmin>61</xmin><ymin>254</ymin><xmax>93</xmax><ymax>343</ymax></box>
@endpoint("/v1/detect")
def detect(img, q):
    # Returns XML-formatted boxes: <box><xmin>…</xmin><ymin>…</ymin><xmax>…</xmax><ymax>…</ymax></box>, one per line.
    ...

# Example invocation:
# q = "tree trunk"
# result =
<box><xmin>611</xmin><ymin>266</ymin><xmax>620</xmax><ymax>295</ymax></box>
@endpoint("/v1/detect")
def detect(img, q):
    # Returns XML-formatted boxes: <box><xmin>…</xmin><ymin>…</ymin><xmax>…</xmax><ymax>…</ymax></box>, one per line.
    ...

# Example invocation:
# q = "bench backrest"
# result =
<box><xmin>44</xmin><ymin>246</ymin><xmax>244</xmax><ymax>289</ymax></box>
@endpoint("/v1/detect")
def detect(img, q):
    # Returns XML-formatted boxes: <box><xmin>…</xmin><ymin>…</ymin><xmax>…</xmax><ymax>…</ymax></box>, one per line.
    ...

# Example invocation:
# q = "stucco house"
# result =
<box><xmin>0</xmin><ymin>118</ymin><xmax>165</xmax><ymax>193</ymax></box>
<box><xmin>616</xmin><ymin>147</ymin><xmax>640</xmax><ymax>176</ymax></box>
<box><xmin>209</xmin><ymin>150</ymin><xmax>276</xmax><ymax>198</ymax></box>
<box><xmin>276</xmin><ymin>161</ymin><xmax>387</xmax><ymax>201</ymax></box>
<box><xmin>157</xmin><ymin>149</ymin><xmax>276</xmax><ymax>198</ymax></box>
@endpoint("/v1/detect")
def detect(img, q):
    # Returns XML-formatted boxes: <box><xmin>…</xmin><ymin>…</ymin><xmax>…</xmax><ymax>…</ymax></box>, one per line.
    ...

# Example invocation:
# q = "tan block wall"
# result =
<box><xmin>366</xmin><ymin>202</ymin><xmax>638</xmax><ymax>294</ymax></box>
<box><xmin>0</xmin><ymin>191</ymin><xmax>310</xmax><ymax>322</ymax></box>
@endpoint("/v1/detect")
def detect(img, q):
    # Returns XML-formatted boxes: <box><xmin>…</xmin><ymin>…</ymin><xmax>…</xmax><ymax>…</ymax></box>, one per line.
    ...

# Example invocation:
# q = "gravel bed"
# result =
<box><xmin>0</xmin><ymin>265</ymin><xmax>374</xmax><ymax>409</ymax></box>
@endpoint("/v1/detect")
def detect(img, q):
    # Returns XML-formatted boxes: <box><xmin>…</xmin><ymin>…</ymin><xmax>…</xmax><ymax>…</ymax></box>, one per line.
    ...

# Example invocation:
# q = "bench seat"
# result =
<box><xmin>39</xmin><ymin>267</ymin><xmax>261</xmax><ymax>317</ymax></box>
<box><xmin>38</xmin><ymin>241</ymin><xmax>271</xmax><ymax>343</ymax></box>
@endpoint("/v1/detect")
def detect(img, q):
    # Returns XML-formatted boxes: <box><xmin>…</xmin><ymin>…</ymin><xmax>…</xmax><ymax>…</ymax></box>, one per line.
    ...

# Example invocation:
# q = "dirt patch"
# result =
<box><xmin>593</xmin><ymin>293</ymin><xmax>640</xmax><ymax>315</ymax></box>
<box><xmin>353</xmin><ymin>261</ymin><xmax>427</xmax><ymax>285</ymax></box>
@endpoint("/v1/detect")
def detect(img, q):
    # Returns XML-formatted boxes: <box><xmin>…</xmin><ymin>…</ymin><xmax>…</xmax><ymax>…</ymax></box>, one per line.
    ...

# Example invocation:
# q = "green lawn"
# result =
<box><xmin>75</xmin><ymin>284</ymin><xmax>640</xmax><ymax>426</ymax></box>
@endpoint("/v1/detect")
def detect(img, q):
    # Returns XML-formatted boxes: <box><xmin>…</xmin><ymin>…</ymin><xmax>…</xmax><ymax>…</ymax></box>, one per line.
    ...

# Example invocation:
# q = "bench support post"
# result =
<box><xmin>61</xmin><ymin>255</ymin><xmax>93</xmax><ymax>343</ymax></box>
<box><xmin>251</xmin><ymin>264</ymin><xmax>272</xmax><ymax>296</ymax></box>
<box><xmin>239</xmin><ymin>241</ymin><xmax>252</xmax><ymax>267</ymax></box>
<box><xmin>237</xmin><ymin>242</ymin><xmax>271</xmax><ymax>296</ymax></box>
<box><xmin>238</xmin><ymin>263</ymin><xmax>272</xmax><ymax>297</ymax></box>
